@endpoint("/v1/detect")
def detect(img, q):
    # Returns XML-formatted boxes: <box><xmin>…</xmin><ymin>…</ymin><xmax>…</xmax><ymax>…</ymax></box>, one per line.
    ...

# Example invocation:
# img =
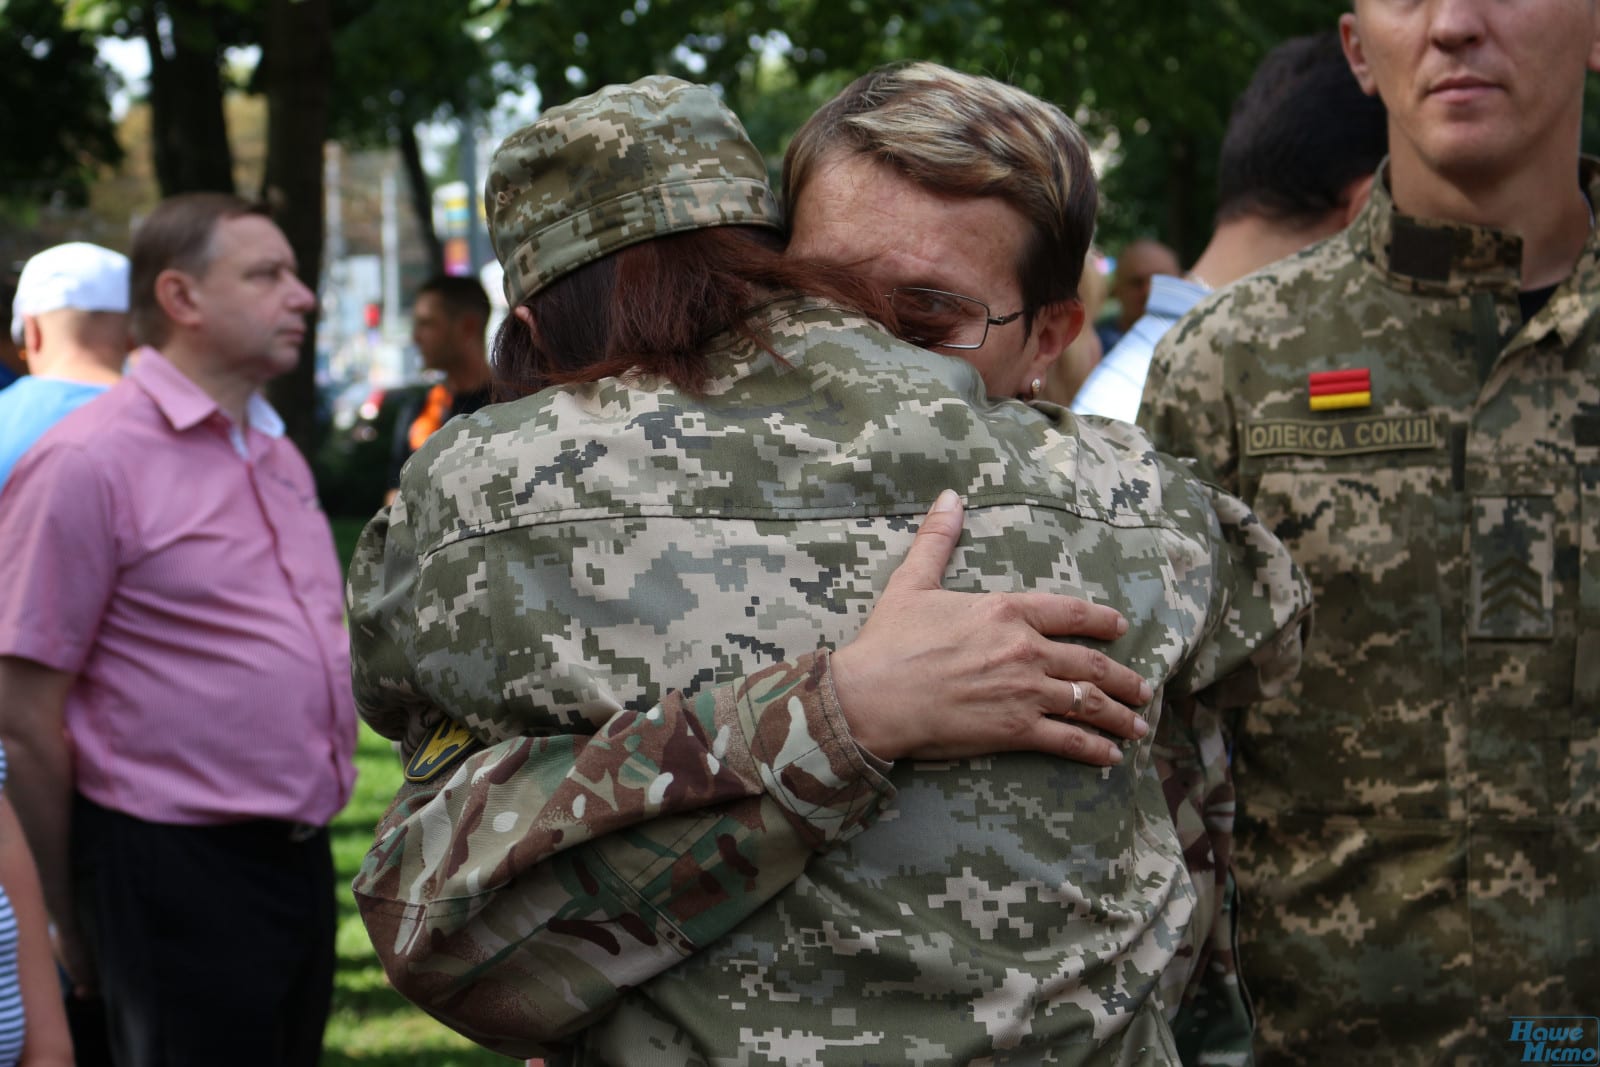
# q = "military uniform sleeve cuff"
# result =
<box><xmin>721</xmin><ymin>649</ymin><xmax>895</xmax><ymax>850</ymax></box>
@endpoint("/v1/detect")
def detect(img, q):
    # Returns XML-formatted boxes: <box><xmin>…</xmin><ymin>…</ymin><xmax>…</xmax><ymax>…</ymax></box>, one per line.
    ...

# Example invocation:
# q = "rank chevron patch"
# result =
<box><xmin>1470</xmin><ymin>495</ymin><xmax>1554</xmax><ymax>640</ymax></box>
<box><xmin>1477</xmin><ymin>556</ymin><xmax>1546</xmax><ymax>627</ymax></box>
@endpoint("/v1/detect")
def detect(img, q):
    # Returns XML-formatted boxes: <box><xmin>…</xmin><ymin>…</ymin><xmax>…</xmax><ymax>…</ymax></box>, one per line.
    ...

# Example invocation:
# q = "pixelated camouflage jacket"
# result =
<box><xmin>1140</xmin><ymin>161</ymin><xmax>1600</xmax><ymax>1066</ymax></box>
<box><xmin>347</xmin><ymin>296</ymin><xmax>1310</xmax><ymax>1064</ymax></box>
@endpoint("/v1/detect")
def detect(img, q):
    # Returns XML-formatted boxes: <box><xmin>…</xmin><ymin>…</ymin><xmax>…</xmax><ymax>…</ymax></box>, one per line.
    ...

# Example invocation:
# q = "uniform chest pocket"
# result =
<box><xmin>1245</xmin><ymin>462</ymin><xmax>1449</xmax><ymax>817</ymax></box>
<box><xmin>1465</xmin><ymin>465</ymin><xmax>1596</xmax><ymax>818</ymax></box>
<box><xmin>1252</xmin><ymin>463</ymin><xmax>1446</xmax><ymax>689</ymax></box>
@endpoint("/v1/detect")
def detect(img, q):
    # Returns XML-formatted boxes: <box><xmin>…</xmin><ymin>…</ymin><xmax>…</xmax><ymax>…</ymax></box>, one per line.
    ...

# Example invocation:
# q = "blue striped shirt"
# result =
<box><xmin>0</xmin><ymin>743</ymin><xmax>26</xmax><ymax>1065</ymax></box>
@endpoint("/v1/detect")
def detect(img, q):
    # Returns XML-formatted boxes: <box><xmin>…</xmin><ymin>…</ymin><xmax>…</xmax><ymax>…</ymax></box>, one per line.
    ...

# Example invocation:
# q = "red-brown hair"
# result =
<box><xmin>492</xmin><ymin>225</ymin><xmax>938</xmax><ymax>400</ymax></box>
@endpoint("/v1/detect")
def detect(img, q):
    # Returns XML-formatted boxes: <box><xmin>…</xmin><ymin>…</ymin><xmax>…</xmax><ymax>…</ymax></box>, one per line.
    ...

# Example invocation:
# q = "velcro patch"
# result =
<box><xmin>1243</xmin><ymin>414</ymin><xmax>1437</xmax><ymax>458</ymax></box>
<box><xmin>1470</xmin><ymin>495</ymin><xmax>1554</xmax><ymax>640</ymax></box>
<box><xmin>404</xmin><ymin>719</ymin><xmax>482</xmax><ymax>783</ymax></box>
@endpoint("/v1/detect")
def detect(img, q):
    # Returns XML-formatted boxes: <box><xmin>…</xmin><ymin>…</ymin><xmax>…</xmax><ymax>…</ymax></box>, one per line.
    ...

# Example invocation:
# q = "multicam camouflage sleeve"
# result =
<box><xmin>346</xmin><ymin>501</ymin><xmax>894</xmax><ymax>1054</ymax></box>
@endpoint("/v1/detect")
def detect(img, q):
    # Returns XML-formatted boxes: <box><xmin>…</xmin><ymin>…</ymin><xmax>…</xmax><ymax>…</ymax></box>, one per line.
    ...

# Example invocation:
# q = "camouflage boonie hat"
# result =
<box><xmin>486</xmin><ymin>76</ymin><xmax>783</xmax><ymax>306</ymax></box>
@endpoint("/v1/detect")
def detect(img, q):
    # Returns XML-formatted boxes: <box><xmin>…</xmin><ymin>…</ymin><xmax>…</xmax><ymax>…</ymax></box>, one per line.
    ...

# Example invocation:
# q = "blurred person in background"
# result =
<box><xmin>1095</xmin><ymin>237</ymin><xmax>1179</xmax><ymax>352</ymax></box>
<box><xmin>0</xmin><ymin>742</ymin><xmax>73</xmax><ymax>1066</ymax></box>
<box><xmin>0</xmin><ymin>193</ymin><xmax>356</xmax><ymax>1067</ymax></box>
<box><xmin>385</xmin><ymin>274</ymin><xmax>493</xmax><ymax>502</ymax></box>
<box><xmin>0</xmin><ymin>240</ymin><xmax>131</xmax><ymax>1064</ymax></box>
<box><xmin>0</xmin><ymin>243</ymin><xmax>129</xmax><ymax>492</ymax></box>
<box><xmin>1075</xmin><ymin>31</ymin><xmax>1387</xmax><ymax>422</ymax></box>
<box><xmin>1040</xmin><ymin>247</ymin><xmax>1108</xmax><ymax>406</ymax></box>
<box><xmin>0</xmin><ymin>283</ymin><xmax>23</xmax><ymax>390</ymax></box>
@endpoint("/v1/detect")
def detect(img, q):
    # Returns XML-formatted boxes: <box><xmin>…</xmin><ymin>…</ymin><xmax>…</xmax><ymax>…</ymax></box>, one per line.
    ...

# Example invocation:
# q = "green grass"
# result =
<box><xmin>323</xmin><ymin>517</ymin><xmax>518</xmax><ymax>1066</ymax></box>
<box><xmin>322</xmin><ymin>727</ymin><xmax>515</xmax><ymax>1066</ymax></box>
<box><xmin>332</xmin><ymin>516</ymin><xmax>370</xmax><ymax>575</ymax></box>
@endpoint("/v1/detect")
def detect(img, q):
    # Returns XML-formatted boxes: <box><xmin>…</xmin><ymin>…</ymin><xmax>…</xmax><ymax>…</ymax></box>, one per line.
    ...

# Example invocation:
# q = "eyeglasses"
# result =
<box><xmin>885</xmin><ymin>287</ymin><xmax>1025</xmax><ymax>351</ymax></box>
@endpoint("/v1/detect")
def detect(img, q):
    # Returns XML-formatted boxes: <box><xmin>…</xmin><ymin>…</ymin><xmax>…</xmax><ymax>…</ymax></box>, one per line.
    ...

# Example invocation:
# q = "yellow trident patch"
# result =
<box><xmin>403</xmin><ymin>719</ymin><xmax>482</xmax><ymax>783</ymax></box>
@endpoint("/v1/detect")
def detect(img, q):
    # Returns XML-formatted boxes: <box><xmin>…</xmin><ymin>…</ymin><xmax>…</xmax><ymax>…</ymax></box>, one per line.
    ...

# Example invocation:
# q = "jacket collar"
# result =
<box><xmin>129</xmin><ymin>347</ymin><xmax>285</xmax><ymax>437</ymax></box>
<box><xmin>1347</xmin><ymin>156</ymin><xmax>1600</xmax><ymax>348</ymax></box>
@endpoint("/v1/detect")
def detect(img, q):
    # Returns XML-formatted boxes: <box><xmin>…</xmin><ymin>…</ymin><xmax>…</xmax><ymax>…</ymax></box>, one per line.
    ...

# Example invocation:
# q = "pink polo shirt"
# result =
<box><xmin>0</xmin><ymin>349</ymin><xmax>356</xmax><ymax>826</ymax></box>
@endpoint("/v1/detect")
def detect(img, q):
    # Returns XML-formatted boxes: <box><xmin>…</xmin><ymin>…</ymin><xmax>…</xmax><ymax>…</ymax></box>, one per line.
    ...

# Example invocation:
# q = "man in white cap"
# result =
<box><xmin>0</xmin><ymin>242</ymin><xmax>130</xmax><ymax>491</ymax></box>
<box><xmin>0</xmin><ymin>281</ymin><xmax>25</xmax><ymax>390</ymax></box>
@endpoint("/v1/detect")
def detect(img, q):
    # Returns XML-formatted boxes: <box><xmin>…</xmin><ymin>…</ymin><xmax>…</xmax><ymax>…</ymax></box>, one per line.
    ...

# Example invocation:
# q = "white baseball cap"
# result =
<box><xmin>10</xmin><ymin>242</ymin><xmax>131</xmax><ymax>344</ymax></box>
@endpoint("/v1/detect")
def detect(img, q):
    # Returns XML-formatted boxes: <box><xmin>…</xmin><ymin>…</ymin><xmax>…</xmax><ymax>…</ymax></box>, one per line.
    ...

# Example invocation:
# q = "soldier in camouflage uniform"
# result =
<box><xmin>1140</xmin><ymin>2</ymin><xmax>1600</xmax><ymax>1062</ymax></box>
<box><xmin>348</xmin><ymin>76</ymin><xmax>1311</xmax><ymax>1063</ymax></box>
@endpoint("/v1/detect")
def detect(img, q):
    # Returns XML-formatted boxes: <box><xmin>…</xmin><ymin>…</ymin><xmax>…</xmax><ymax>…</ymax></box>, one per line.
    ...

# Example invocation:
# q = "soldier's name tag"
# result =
<box><xmin>1244</xmin><ymin>413</ymin><xmax>1437</xmax><ymax>458</ymax></box>
<box><xmin>404</xmin><ymin>719</ymin><xmax>482</xmax><ymax>783</ymax></box>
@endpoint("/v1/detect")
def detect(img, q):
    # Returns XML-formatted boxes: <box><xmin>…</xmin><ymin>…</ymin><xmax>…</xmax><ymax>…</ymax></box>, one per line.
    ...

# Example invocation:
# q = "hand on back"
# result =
<box><xmin>832</xmin><ymin>490</ymin><xmax>1153</xmax><ymax>766</ymax></box>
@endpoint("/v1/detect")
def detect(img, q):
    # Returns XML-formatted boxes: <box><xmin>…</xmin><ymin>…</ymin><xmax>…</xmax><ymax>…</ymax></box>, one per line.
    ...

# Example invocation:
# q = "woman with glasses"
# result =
<box><xmin>348</xmin><ymin>76</ymin><xmax>1308</xmax><ymax>1063</ymax></box>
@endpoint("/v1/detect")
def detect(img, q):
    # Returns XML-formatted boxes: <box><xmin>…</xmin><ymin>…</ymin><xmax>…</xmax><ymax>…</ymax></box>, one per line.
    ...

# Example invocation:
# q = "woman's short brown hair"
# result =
<box><xmin>782</xmin><ymin>62</ymin><xmax>1097</xmax><ymax>334</ymax></box>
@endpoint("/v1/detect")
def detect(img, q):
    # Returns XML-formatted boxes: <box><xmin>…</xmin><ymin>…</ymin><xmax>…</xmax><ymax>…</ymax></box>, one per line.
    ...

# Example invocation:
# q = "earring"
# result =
<box><xmin>1029</xmin><ymin>377</ymin><xmax>1043</xmax><ymax>400</ymax></box>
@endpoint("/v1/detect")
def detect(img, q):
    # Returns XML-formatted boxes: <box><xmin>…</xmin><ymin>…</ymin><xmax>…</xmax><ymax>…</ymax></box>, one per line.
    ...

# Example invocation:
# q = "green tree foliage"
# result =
<box><xmin>66</xmin><ymin>0</ymin><xmax>261</xmax><ymax>196</ymax></box>
<box><xmin>36</xmin><ymin>0</ymin><xmax>1600</xmax><ymax>267</ymax></box>
<box><xmin>0</xmin><ymin>0</ymin><xmax>122</xmax><ymax>210</ymax></box>
<box><xmin>330</xmin><ymin>0</ymin><xmax>504</xmax><ymax>144</ymax></box>
<box><xmin>329</xmin><ymin>0</ymin><xmax>508</xmax><ymax>270</ymax></box>
<box><xmin>58</xmin><ymin>0</ymin><xmax>1600</xmax><ymax>447</ymax></box>
<box><xmin>489</xmin><ymin>0</ymin><xmax>1340</xmax><ymax>261</ymax></box>
<box><xmin>1584</xmin><ymin>80</ymin><xmax>1600</xmax><ymax>163</ymax></box>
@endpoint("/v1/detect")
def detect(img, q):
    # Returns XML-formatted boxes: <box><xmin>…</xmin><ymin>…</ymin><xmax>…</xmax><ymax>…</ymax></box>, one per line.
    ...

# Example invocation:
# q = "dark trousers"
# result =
<box><xmin>63</xmin><ymin>980</ymin><xmax>114</xmax><ymax>1067</ymax></box>
<box><xmin>71</xmin><ymin>795</ymin><xmax>336</xmax><ymax>1067</ymax></box>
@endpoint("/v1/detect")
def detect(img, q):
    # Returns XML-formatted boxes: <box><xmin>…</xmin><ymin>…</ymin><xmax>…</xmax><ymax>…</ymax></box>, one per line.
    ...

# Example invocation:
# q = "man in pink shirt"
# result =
<box><xmin>0</xmin><ymin>193</ymin><xmax>357</xmax><ymax>1066</ymax></box>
